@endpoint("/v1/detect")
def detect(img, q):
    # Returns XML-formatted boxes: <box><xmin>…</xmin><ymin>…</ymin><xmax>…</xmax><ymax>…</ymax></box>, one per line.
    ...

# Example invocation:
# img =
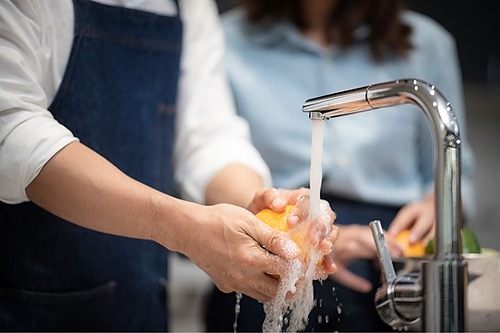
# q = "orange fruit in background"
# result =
<box><xmin>255</xmin><ymin>205</ymin><xmax>294</xmax><ymax>232</ymax></box>
<box><xmin>395</xmin><ymin>229</ymin><xmax>426</xmax><ymax>257</ymax></box>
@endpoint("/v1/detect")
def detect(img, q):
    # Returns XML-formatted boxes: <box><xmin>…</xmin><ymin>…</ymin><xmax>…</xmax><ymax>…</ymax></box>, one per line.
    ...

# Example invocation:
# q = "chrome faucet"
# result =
<box><xmin>303</xmin><ymin>79</ymin><xmax>467</xmax><ymax>331</ymax></box>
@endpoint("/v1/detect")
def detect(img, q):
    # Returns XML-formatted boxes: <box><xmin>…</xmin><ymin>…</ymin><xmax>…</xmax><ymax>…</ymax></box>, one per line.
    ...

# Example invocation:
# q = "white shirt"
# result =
<box><xmin>0</xmin><ymin>0</ymin><xmax>271</xmax><ymax>204</ymax></box>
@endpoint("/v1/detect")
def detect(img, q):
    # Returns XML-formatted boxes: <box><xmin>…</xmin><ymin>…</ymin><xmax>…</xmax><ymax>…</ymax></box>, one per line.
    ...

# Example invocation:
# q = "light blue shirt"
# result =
<box><xmin>221</xmin><ymin>8</ymin><xmax>475</xmax><ymax>217</ymax></box>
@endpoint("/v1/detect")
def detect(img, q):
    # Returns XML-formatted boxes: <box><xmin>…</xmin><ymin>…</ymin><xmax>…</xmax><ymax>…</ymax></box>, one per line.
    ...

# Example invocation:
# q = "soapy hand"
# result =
<box><xmin>254</xmin><ymin>194</ymin><xmax>338</xmax><ymax>333</ymax></box>
<box><xmin>286</xmin><ymin>195</ymin><xmax>338</xmax><ymax>280</ymax></box>
<box><xmin>253</xmin><ymin>193</ymin><xmax>338</xmax><ymax>281</ymax></box>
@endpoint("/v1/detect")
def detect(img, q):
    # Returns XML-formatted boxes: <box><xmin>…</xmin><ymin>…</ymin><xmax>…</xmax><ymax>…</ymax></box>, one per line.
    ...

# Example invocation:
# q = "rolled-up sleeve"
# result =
<box><xmin>0</xmin><ymin>1</ymin><xmax>77</xmax><ymax>204</ymax></box>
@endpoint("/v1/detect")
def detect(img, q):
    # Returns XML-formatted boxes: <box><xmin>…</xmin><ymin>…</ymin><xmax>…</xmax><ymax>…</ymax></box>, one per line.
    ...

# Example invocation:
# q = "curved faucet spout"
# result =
<box><xmin>303</xmin><ymin>78</ymin><xmax>467</xmax><ymax>331</ymax></box>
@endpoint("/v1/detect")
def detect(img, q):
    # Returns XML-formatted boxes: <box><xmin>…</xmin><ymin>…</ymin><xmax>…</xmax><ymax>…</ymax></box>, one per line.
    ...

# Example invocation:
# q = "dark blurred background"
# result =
<box><xmin>405</xmin><ymin>1</ymin><xmax>499</xmax><ymax>85</ymax></box>
<box><xmin>215</xmin><ymin>0</ymin><xmax>500</xmax><ymax>249</ymax></box>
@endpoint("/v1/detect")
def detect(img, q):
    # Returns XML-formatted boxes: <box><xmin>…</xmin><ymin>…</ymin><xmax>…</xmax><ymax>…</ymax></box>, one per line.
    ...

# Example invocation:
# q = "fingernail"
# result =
<box><xmin>272</xmin><ymin>197</ymin><xmax>285</xmax><ymax>209</ymax></box>
<box><xmin>409</xmin><ymin>234</ymin><xmax>418</xmax><ymax>243</ymax></box>
<box><xmin>287</xmin><ymin>214</ymin><xmax>299</xmax><ymax>226</ymax></box>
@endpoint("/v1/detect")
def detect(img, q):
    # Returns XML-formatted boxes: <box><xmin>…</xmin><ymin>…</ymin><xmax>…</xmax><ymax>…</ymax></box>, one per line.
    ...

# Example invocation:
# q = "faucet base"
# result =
<box><xmin>421</xmin><ymin>257</ymin><xmax>468</xmax><ymax>331</ymax></box>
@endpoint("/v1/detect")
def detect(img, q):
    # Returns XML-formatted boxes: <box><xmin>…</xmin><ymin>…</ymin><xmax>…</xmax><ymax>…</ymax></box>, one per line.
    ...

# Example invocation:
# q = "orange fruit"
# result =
<box><xmin>255</xmin><ymin>205</ymin><xmax>294</xmax><ymax>232</ymax></box>
<box><xmin>255</xmin><ymin>205</ymin><xmax>324</xmax><ymax>266</ymax></box>
<box><xmin>395</xmin><ymin>230</ymin><xmax>426</xmax><ymax>257</ymax></box>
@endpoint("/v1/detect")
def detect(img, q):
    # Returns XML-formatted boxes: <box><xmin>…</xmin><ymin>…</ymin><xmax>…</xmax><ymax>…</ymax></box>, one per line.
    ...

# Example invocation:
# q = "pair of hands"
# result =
<box><xmin>183</xmin><ymin>188</ymin><xmax>338</xmax><ymax>303</ymax></box>
<box><xmin>182</xmin><ymin>189</ymin><xmax>435</xmax><ymax>300</ymax></box>
<box><xmin>330</xmin><ymin>194</ymin><xmax>435</xmax><ymax>293</ymax></box>
<box><xmin>25</xmin><ymin>141</ymin><xmax>335</xmax><ymax>304</ymax></box>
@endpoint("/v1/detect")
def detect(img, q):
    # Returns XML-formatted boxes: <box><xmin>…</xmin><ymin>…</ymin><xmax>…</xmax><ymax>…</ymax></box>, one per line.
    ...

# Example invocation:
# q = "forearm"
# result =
<box><xmin>204</xmin><ymin>164</ymin><xmax>265</xmax><ymax>209</ymax></box>
<box><xmin>25</xmin><ymin>141</ymin><xmax>189</xmax><ymax>252</ymax></box>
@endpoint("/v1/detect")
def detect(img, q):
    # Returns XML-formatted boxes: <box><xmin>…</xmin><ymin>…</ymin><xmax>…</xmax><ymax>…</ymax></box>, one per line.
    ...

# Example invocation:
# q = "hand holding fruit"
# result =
<box><xmin>255</xmin><ymin>195</ymin><xmax>338</xmax><ymax>280</ymax></box>
<box><xmin>391</xmin><ymin>227</ymin><xmax>481</xmax><ymax>257</ymax></box>
<box><xmin>387</xmin><ymin>193</ymin><xmax>435</xmax><ymax>251</ymax></box>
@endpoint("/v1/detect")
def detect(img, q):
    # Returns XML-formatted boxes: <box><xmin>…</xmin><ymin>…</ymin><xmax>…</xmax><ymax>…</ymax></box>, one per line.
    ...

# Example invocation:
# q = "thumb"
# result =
<box><xmin>257</xmin><ymin>222</ymin><xmax>300</xmax><ymax>259</ymax></box>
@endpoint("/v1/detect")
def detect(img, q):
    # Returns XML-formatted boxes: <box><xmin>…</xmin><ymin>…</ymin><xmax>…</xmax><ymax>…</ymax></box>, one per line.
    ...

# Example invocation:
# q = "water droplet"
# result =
<box><xmin>233</xmin><ymin>292</ymin><xmax>242</xmax><ymax>333</ymax></box>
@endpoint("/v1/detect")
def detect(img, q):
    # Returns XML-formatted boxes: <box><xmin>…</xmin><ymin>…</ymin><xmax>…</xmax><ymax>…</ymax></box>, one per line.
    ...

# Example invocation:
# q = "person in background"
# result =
<box><xmin>204</xmin><ymin>0</ymin><xmax>476</xmax><ymax>331</ymax></box>
<box><xmin>0</xmin><ymin>0</ymin><xmax>338</xmax><ymax>331</ymax></box>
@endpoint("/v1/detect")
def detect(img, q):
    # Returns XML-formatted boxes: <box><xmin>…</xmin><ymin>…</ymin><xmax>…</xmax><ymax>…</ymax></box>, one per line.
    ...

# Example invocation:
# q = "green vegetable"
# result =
<box><xmin>425</xmin><ymin>238</ymin><xmax>434</xmax><ymax>254</ymax></box>
<box><xmin>424</xmin><ymin>227</ymin><xmax>481</xmax><ymax>254</ymax></box>
<box><xmin>461</xmin><ymin>227</ymin><xmax>481</xmax><ymax>253</ymax></box>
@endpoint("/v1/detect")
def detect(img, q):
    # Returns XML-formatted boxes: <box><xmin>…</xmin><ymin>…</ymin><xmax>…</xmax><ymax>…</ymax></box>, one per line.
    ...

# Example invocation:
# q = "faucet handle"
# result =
<box><xmin>369</xmin><ymin>220</ymin><xmax>396</xmax><ymax>283</ymax></box>
<box><xmin>374</xmin><ymin>273</ymin><xmax>422</xmax><ymax>331</ymax></box>
<box><xmin>369</xmin><ymin>220</ymin><xmax>422</xmax><ymax>331</ymax></box>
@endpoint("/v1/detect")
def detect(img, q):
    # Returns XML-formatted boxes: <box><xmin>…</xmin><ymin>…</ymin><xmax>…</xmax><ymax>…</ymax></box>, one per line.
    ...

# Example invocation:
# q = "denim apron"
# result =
<box><xmin>0</xmin><ymin>0</ymin><xmax>181</xmax><ymax>330</ymax></box>
<box><xmin>205</xmin><ymin>195</ymin><xmax>399</xmax><ymax>332</ymax></box>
